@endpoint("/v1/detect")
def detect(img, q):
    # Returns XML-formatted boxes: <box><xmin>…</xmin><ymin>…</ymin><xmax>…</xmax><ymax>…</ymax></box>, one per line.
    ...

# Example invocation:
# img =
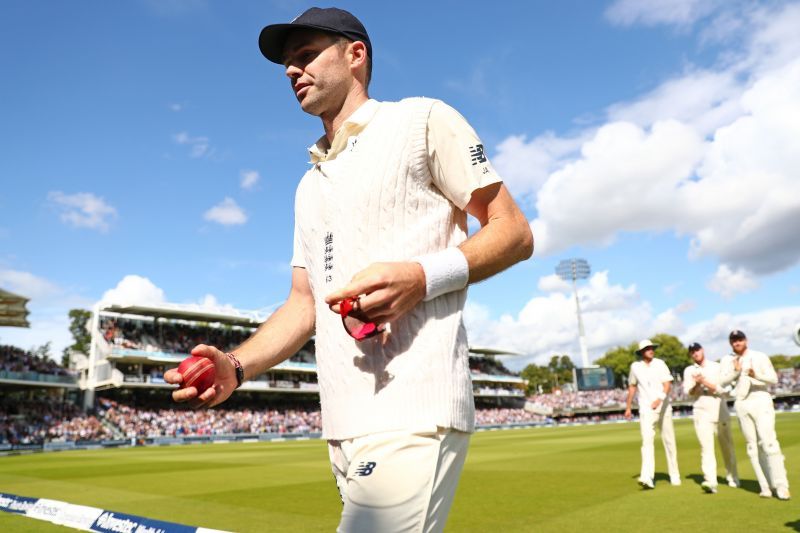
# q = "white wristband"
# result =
<box><xmin>413</xmin><ymin>248</ymin><xmax>469</xmax><ymax>301</ymax></box>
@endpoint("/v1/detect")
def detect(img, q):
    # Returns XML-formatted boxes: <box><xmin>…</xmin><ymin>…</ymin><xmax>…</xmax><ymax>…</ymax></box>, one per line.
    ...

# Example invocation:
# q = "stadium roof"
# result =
<box><xmin>0</xmin><ymin>288</ymin><xmax>30</xmax><ymax>328</ymax></box>
<box><xmin>98</xmin><ymin>301</ymin><xmax>267</xmax><ymax>327</ymax></box>
<box><xmin>469</xmin><ymin>346</ymin><xmax>523</xmax><ymax>357</ymax></box>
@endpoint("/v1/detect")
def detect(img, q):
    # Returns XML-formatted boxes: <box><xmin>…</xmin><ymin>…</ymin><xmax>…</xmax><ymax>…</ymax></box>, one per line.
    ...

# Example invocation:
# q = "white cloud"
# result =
<box><xmin>0</xmin><ymin>269</ymin><xmax>94</xmax><ymax>360</ymax></box>
<box><xmin>48</xmin><ymin>191</ymin><xmax>117</xmax><ymax>232</ymax></box>
<box><xmin>101</xmin><ymin>275</ymin><xmax>166</xmax><ymax>305</ymax></box>
<box><xmin>706</xmin><ymin>264</ymin><xmax>758</xmax><ymax>299</ymax></box>
<box><xmin>537</xmin><ymin>274</ymin><xmax>571</xmax><ymax>293</ymax></box>
<box><xmin>653</xmin><ymin>308</ymin><xmax>684</xmax><ymax>334</ymax></box>
<box><xmin>467</xmin><ymin>271</ymin><xmax>675</xmax><ymax>369</ymax></box>
<box><xmin>581</xmin><ymin>271</ymin><xmax>640</xmax><ymax>312</ymax></box>
<box><xmin>606</xmin><ymin>69</ymin><xmax>743</xmax><ymax>137</ymax></box>
<box><xmin>499</xmin><ymin>4</ymin><xmax>800</xmax><ymax>280</ymax></box>
<box><xmin>168</xmin><ymin>103</ymin><xmax>183</xmax><ymax>112</ymax></box>
<box><xmin>240</xmin><ymin>169</ymin><xmax>260</xmax><ymax>190</ymax></box>
<box><xmin>0</xmin><ymin>312</ymin><xmax>73</xmax><ymax>360</ymax></box>
<box><xmin>530</xmin><ymin>119</ymin><xmax>705</xmax><ymax>256</ymax></box>
<box><xmin>197</xmin><ymin>293</ymin><xmax>238</xmax><ymax>314</ymax></box>
<box><xmin>493</xmin><ymin>132</ymin><xmax>586</xmax><ymax>205</ymax></box>
<box><xmin>173</xmin><ymin>131</ymin><xmax>212</xmax><ymax>158</ymax></box>
<box><xmin>605</xmin><ymin>0</ymin><xmax>721</xmax><ymax>28</ymax></box>
<box><xmin>684</xmin><ymin>58</ymin><xmax>800</xmax><ymax>273</ymax></box>
<box><xmin>0</xmin><ymin>269</ymin><xmax>60</xmax><ymax>300</ymax></box>
<box><xmin>0</xmin><ymin>272</ymin><xmax>261</xmax><ymax>360</ymax></box>
<box><xmin>682</xmin><ymin>306</ymin><xmax>800</xmax><ymax>360</ymax></box>
<box><xmin>204</xmin><ymin>197</ymin><xmax>247</xmax><ymax>226</ymax></box>
<box><xmin>466</xmin><ymin>271</ymin><xmax>799</xmax><ymax>370</ymax></box>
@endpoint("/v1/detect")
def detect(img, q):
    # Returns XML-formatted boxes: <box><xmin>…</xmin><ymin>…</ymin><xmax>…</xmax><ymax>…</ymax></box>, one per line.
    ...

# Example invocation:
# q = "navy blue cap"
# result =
<box><xmin>688</xmin><ymin>342</ymin><xmax>702</xmax><ymax>353</ymax></box>
<box><xmin>259</xmin><ymin>7</ymin><xmax>371</xmax><ymax>64</ymax></box>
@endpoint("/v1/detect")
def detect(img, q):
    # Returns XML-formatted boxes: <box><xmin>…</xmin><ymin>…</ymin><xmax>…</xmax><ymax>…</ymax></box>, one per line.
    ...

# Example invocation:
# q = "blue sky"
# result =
<box><xmin>1</xmin><ymin>0</ymin><xmax>799</xmax><ymax>369</ymax></box>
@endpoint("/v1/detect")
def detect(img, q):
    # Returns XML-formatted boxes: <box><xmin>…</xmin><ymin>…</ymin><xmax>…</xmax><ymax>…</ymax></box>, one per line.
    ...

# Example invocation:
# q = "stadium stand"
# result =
<box><xmin>474</xmin><ymin>408</ymin><xmax>548</xmax><ymax>426</ymax></box>
<box><xmin>3</xmin><ymin>369</ymin><xmax>800</xmax><ymax>446</ymax></box>
<box><xmin>0</xmin><ymin>393</ymin><xmax>106</xmax><ymax>445</ymax></box>
<box><xmin>98</xmin><ymin>398</ymin><xmax>322</xmax><ymax>437</ymax></box>
<box><xmin>0</xmin><ymin>345</ymin><xmax>73</xmax><ymax>377</ymax></box>
<box><xmin>100</xmin><ymin>316</ymin><xmax>251</xmax><ymax>355</ymax></box>
<box><xmin>2</xmin><ymin>299</ymin><xmax>799</xmax><ymax>451</ymax></box>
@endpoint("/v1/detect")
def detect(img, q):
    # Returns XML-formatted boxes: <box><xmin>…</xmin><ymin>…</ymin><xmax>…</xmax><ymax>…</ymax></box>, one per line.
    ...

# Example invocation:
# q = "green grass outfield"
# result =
<box><xmin>1</xmin><ymin>413</ymin><xmax>798</xmax><ymax>532</ymax></box>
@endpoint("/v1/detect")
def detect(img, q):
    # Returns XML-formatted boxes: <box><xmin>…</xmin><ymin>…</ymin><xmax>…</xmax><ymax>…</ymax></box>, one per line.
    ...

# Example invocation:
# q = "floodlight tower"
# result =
<box><xmin>556</xmin><ymin>258</ymin><xmax>591</xmax><ymax>368</ymax></box>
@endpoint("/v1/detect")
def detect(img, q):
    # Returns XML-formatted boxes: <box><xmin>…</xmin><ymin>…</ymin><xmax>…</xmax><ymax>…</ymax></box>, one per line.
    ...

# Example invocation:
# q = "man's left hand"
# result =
<box><xmin>325</xmin><ymin>262</ymin><xmax>427</xmax><ymax>325</ymax></box>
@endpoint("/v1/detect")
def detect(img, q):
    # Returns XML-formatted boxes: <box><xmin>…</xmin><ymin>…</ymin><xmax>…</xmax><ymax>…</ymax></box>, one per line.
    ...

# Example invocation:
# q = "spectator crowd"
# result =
<box><xmin>98</xmin><ymin>398</ymin><xmax>323</xmax><ymax>437</ymax></box>
<box><xmin>0</xmin><ymin>396</ymin><xmax>111</xmax><ymax>445</ymax></box>
<box><xmin>526</xmin><ymin>369</ymin><xmax>800</xmax><ymax>415</ymax></box>
<box><xmin>101</xmin><ymin>317</ymin><xmax>254</xmax><ymax>355</ymax></box>
<box><xmin>527</xmin><ymin>389</ymin><xmax>632</xmax><ymax>414</ymax></box>
<box><xmin>469</xmin><ymin>357</ymin><xmax>516</xmax><ymax>377</ymax></box>
<box><xmin>0</xmin><ymin>344</ymin><xmax>72</xmax><ymax>376</ymax></box>
<box><xmin>474</xmin><ymin>408</ymin><xmax>547</xmax><ymax>426</ymax></box>
<box><xmin>3</xmin><ymin>334</ymin><xmax>799</xmax><ymax>446</ymax></box>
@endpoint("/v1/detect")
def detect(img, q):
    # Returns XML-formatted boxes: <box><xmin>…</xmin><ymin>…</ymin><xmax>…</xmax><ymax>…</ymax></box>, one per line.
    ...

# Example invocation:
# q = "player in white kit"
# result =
<box><xmin>625</xmin><ymin>339</ymin><xmax>680</xmax><ymax>489</ymax></box>
<box><xmin>720</xmin><ymin>330</ymin><xmax>790</xmax><ymax>500</ymax></box>
<box><xmin>166</xmin><ymin>7</ymin><xmax>534</xmax><ymax>532</ymax></box>
<box><xmin>682</xmin><ymin>342</ymin><xmax>738</xmax><ymax>493</ymax></box>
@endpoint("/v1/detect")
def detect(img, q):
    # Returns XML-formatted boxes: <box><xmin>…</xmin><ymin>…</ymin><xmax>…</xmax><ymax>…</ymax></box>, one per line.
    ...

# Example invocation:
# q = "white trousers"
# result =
<box><xmin>692</xmin><ymin>406</ymin><xmax>737</xmax><ymax>486</ymax></box>
<box><xmin>639</xmin><ymin>405</ymin><xmax>679</xmax><ymax>482</ymax></box>
<box><xmin>328</xmin><ymin>428</ymin><xmax>470</xmax><ymax>533</ymax></box>
<box><xmin>735</xmin><ymin>392</ymin><xmax>789</xmax><ymax>492</ymax></box>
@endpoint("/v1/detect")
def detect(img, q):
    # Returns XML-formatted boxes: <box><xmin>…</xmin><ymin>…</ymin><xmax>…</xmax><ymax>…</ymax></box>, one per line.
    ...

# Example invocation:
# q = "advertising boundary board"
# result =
<box><xmin>0</xmin><ymin>492</ymin><xmax>230</xmax><ymax>533</ymax></box>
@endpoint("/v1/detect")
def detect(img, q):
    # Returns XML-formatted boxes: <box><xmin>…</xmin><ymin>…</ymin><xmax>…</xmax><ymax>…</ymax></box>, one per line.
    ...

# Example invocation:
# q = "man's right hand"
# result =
<box><xmin>651</xmin><ymin>399</ymin><xmax>662</xmax><ymax>410</ymax></box>
<box><xmin>164</xmin><ymin>344</ymin><xmax>239</xmax><ymax>409</ymax></box>
<box><xmin>624</xmin><ymin>408</ymin><xmax>632</xmax><ymax>420</ymax></box>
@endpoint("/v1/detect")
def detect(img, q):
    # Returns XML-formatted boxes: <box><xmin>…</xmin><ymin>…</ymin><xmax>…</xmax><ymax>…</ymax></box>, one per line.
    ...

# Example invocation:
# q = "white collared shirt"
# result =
<box><xmin>307</xmin><ymin>98</ymin><xmax>500</xmax><ymax>207</ymax></box>
<box><xmin>683</xmin><ymin>360</ymin><xmax>725</xmax><ymax>421</ymax></box>
<box><xmin>288</xmin><ymin>97</ymin><xmax>491</xmax><ymax>439</ymax></box>
<box><xmin>719</xmin><ymin>349</ymin><xmax>777</xmax><ymax>400</ymax></box>
<box><xmin>629</xmin><ymin>358</ymin><xmax>673</xmax><ymax>409</ymax></box>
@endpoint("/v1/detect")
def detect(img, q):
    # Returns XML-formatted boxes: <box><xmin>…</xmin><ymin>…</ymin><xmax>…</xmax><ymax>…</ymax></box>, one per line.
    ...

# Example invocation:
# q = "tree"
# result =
<box><xmin>34</xmin><ymin>342</ymin><xmax>52</xmax><ymax>359</ymax></box>
<box><xmin>770</xmin><ymin>355</ymin><xmax>800</xmax><ymax>369</ymax></box>
<box><xmin>650</xmin><ymin>333</ymin><xmax>690</xmax><ymax>375</ymax></box>
<box><xmin>63</xmin><ymin>308</ymin><xmax>92</xmax><ymax>366</ymax></box>
<box><xmin>547</xmin><ymin>355</ymin><xmax>575</xmax><ymax>389</ymax></box>
<box><xmin>594</xmin><ymin>343</ymin><xmax>637</xmax><ymax>388</ymax></box>
<box><xmin>593</xmin><ymin>333</ymin><xmax>690</xmax><ymax>388</ymax></box>
<box><xmin>520</xmin><ymin>355</ymin><xmax>577</xmax><ymax>395</ymax></box>
<box><xmin>520</xmin><ymin>364</ymin><xmax>553</xmax><ymax>395</ymax></box>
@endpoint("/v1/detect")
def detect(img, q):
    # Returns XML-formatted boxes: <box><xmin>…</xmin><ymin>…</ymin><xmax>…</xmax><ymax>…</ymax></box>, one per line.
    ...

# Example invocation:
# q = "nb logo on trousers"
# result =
<box><xmin>355</xmin><ymin>461</ymin><xmax>376</xmax><ymax>476</ymax></box>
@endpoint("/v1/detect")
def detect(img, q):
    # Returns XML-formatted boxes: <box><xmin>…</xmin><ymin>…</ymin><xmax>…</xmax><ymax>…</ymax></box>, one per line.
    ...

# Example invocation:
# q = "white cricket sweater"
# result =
<box><xmin>292</xmin><ymin>97</ymin><xmax>475</xmax><ymax>440</ymax></box>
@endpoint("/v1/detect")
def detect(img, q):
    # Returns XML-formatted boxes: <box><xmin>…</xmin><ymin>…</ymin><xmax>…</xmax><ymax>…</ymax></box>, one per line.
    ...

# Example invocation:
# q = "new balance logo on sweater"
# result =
<box><xmin>355</xmin><ymin>461</ymin><xmax>376</xmax><ymax>476</ymax></box>
<box><xmin>469</xmin><ymin>144</ymin><xmax>487</xmax><ymax>165</ymax></box>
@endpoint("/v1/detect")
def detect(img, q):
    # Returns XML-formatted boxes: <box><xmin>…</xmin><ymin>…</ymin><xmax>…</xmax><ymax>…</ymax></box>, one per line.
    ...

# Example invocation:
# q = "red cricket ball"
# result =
<box><xmin>177</xmin><ymin>356</ymin><xmax>216</xmax><ymax>395</ymax></box>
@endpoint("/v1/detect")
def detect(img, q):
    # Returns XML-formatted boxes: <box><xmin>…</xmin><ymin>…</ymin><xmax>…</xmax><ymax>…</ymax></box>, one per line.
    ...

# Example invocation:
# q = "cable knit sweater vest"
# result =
<box><xmin>293</xmin><ymin>97</ymin><xmax>475</xmax><ymax>440</ymax></box>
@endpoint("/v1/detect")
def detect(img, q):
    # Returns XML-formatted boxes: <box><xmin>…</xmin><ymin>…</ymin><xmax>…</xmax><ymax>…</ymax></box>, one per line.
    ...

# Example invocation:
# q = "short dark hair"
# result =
<box><xmin>334</xmin><ymin>36</ymin><xmax>371</xmax><ymax>88</ymax></box>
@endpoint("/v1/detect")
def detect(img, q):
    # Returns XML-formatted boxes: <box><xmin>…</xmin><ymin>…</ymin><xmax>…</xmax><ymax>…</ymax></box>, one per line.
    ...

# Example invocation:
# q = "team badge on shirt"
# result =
<box><xmin>324</xmin><ymin>232</ymin><xmax>334</xmax><ymax>283</ymax></box>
